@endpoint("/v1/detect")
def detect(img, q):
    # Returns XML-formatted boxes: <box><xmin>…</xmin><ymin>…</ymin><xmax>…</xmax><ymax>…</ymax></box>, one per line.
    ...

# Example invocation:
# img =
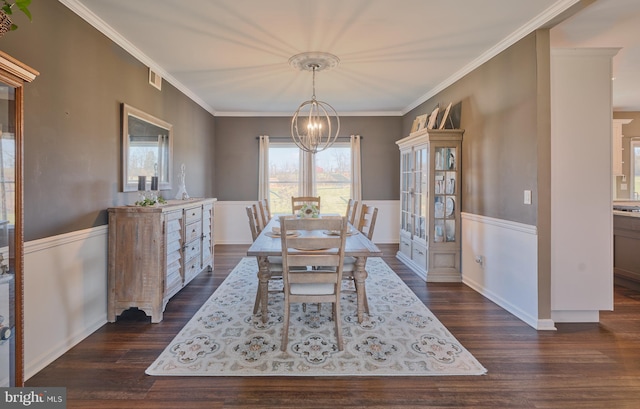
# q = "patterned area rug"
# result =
<box><xmin>146</xmin><ymin>257</ymin><xmax>487</xmax><ymax>376</ymax></box>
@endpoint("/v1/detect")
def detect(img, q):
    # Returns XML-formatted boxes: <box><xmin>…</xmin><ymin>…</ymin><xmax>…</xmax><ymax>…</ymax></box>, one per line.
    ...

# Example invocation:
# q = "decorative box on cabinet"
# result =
<box><xmin>396</xmin><ymin>129</ymin><xmax>464</xmax><ymax>282</ymax></box>
<box><xmin>107</xmin><ymin>198</ymin><xmax>216</xmax><ymax>323</ymax></box>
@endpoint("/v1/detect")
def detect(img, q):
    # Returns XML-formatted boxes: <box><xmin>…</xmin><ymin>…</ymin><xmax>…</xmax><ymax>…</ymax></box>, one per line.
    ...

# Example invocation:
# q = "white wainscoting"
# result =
<box><xmin>20</xmin><ymin>199</ymin><xmax>399</xmax><ymax>380</ymax></box>
<box><xmin>214</xmin><ymin>200</ymin><xmax>400</xmax><ymax>245</ymax></box>
<box><xmin>24</xmin><ymin>226</ymin><xmax>108</xmax><ymax>380</ymax></box>
<box><xmin>461</xmin><ymin>212</ymin><xmax>556</xmax><ymax>330</ymax></box>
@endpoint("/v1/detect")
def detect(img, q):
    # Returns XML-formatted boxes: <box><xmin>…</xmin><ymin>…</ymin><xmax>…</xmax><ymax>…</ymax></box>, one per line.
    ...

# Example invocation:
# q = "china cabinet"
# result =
<box><xmin>107</xmin><ymin>198</ymin><xmax>215</xmax><ymax>323</ymax></box>
<box><xmin>0</xmin><ymin>51</ymin><xmax>38</xmax><ymax>387</ymax></box>
<box><xmin>396</xmin><ymin>128</ymin><xmax>463</xmax><ymax>282</ymax></box>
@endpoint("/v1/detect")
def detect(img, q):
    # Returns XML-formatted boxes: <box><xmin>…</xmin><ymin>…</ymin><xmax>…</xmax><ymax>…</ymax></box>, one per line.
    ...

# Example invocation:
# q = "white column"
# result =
<box><xmin>550</xmin><ymin>48</ymin><xmax>619</xmax><ymax>322</ymax></box>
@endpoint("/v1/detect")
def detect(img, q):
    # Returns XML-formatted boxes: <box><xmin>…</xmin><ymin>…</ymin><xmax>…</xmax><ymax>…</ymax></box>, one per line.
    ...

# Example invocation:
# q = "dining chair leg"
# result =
<box><xmin>334</xmin><ymin>301</ymin><xmax>343</xmax><ymax>351</ymax></box>
<box><xmin>281</xmin><ymin>301</ymin><xmax>291</xmax><ymax>352</ymax></box>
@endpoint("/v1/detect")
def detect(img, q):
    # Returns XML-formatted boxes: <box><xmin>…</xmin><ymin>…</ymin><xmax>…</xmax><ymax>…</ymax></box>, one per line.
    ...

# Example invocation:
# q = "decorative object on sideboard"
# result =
<box><xmin>289</xmin><ymin>52</ymin><xmax>340</xmax><ymax>154</ymax></box>
<box><xmin>0</xmin><ymin>0</ymin><xmax>32</xmax><ymax>35</ymax></box>
<box><xmin>175</xmin><ymin>163</ymin><xmax>190</xmax><ymax>200</ymax></box>
<box><xmin>122</xmin><ymin>103</ymin><xmax>173</xmax><ymax>192</ymax></box>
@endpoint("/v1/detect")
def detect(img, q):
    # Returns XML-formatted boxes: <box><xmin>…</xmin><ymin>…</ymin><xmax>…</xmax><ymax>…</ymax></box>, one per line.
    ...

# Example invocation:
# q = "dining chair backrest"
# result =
<box><xmin>291</xmin><ymin>196</ymin><xmax>321</xmax><ymax>214</ymax></box>
<box><xmin>357</xmin><ymin>204</ymin><xmax>378</xmax><ymax>241</ymax></box>
<box><xmin>259</xmin><ymin>198</ymin><xmax>271</xmax><ymax>222</ymax></box>
<box><xmin>345</xmin><ymin>199</ymin><xmax>358</xmax><ymax>225</ymax></box>
<box><xmin>245</xmin><ymin>205</ymin><xmax>261</xmax><ymax>241</ymax></box>
<box><xmin>279</xmin><ymin>216</ymin><xmax>348</xmax><ymax>351</ymax></box>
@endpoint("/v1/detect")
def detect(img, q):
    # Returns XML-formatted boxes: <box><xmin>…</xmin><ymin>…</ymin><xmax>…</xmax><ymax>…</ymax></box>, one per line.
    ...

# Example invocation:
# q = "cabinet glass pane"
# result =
<box><xmin>445</xmin><ymin>220</ymin><xmax>456</xmax><ymax>242</ymax></box>
<box><xmin>435</xmin><ymin>172</ymin><xmax>445</xmax><ymax>194</ymax></box>
<box><xmin>434</xmin><ymin>196</ymin><xmax>444</xmax><ymax>219</ymax></box>
<box><xmin>0</xmin><ymin>82</ymin><xmax>16</xmax><ymax>386</ymax></box>
<box><xmin>434</xmin><ymin>220</ymin><xmax>445</xmax><ymax>243</ymax></box>
<box><xmin>435</xmin><ymin>147</ymin><xmax>457</xmax><ymax>171</ymax></box>
<box><xmin>445</xmin><ymin>172</ymin><xmax>456</xmax><ymax>194</ymax></box>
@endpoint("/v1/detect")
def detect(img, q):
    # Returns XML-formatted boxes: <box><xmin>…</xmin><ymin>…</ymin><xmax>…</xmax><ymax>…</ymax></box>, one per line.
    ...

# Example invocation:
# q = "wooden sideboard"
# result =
<box><xmin>107</xmin><ymin>198</ymin><xmax>215</xmax><ymax>323</ymax></box>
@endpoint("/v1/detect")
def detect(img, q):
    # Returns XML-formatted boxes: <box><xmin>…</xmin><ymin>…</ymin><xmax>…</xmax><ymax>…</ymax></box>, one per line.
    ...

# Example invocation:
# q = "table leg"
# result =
<box><xmin>354</xmin><ymin>256</ymin><xmax>368</xmax><ymax>323</ymax></box>
<box><xmin>257</xmin><ymin>256</ymin><xmax>271</xmax><ymax>323</ymax></box>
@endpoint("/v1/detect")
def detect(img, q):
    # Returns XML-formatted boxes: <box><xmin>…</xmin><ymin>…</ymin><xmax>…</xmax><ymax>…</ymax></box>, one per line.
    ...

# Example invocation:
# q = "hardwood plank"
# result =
<box><xmin>26</xmin><ymin>244</ymin><xmax>640</xmax><ymax>408</ymax></box>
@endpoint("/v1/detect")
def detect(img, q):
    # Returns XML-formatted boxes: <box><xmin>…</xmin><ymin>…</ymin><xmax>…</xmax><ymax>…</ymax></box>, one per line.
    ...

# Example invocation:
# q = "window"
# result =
<box><xmin>268</xmin><ymin>142</ymin><xmax>352</xmax><ymax>215</ymax></box>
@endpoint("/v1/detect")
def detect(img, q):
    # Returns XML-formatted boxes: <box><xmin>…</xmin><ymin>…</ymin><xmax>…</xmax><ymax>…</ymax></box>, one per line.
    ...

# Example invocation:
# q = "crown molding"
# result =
<box><xmin>214</xmin><ymin>110</ymin><xmax>403</xmax><ymax>117</ymax></box>
<box><xmin>58</xmin><ymin>0</ymin><xmax>216</xmax><ymax>115</ymax></box>
<box><xmin>402</xmin><ymin>0</ymin><xmax>582</xmax><ymax>115</ymax></box>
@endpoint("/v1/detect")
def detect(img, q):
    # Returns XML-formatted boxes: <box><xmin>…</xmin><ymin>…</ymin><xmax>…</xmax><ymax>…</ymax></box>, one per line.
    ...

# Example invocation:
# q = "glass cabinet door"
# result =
<box><xmin>413</xmin><ymin>145</ymin><xmax>428</xmax><ymax>241</ymax></box>
<box><xmin>0</xmin><ymin>51</ymin><xmax>35</xmax><ymax>387</ymax></box>
<box><xmin>400</xmin><ymin>150</ymin><xmax>413</xmax><ymax>234</ymax></box>
<box><xmin>0</xmin><ymin>81</ymin><xmax>17</xmax><ymax>387</ymax></box>
<box><xmin>433</xmin><ymin>146</ymin><xmax>457</xmax><ymax>243</ymax></box>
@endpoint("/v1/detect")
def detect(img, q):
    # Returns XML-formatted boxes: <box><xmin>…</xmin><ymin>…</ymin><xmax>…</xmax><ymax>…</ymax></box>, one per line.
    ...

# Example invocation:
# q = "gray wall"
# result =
<box><xmin>1</xmin><ymin>1</ymin><xmax>548</xmax><ymax>242</ymax></box>
<box><xmin>1</xmin><ymin>1</ymin><xmax>216</xmax><ymax>241</ymax></box>
<box><xmin>214</xmin><ymin>116</ymin><xmax>402</xmax><ymax>201</ymax></box>
<box><xmin>404</xmin><ymin>32</ymin><xmax>543</xmax><ymax>227</ymax></box>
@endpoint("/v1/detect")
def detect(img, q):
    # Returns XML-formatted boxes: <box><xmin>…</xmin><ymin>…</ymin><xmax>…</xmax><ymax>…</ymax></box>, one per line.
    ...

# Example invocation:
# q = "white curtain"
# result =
<box><xmin>299</xmin><ymin>150</ymin><xmax>315</xmax><ymax>196</ymax></box>
<box><xmin>258</xmin><ymin>135</ymin><xmax>270</xmax><ymax>201</ymax></box>
<box><xmin>350</xmin><ymin>134</ymin><xmax>362</xmax><ymax>202</ymax></box>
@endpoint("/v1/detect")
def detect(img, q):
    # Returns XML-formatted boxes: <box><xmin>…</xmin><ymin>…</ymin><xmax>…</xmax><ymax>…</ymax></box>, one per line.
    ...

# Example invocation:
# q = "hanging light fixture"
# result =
<box><xmin>289</xmin><ymin>52</ymin><xmax>340</xmax><ymax>154</ymax></box>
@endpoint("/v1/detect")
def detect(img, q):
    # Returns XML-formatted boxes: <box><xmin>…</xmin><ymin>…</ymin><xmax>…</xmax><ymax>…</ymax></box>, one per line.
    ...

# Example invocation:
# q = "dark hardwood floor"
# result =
<box><xmin>27</xmin><ymin>244</ymin><xmax>640</xmax><ymax>408</ymax></box>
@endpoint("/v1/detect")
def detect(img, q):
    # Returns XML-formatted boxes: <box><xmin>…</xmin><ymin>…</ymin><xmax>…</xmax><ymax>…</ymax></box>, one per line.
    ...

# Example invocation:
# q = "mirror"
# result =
<box><xmin>121</xmin><ymin>104</ymin><xmax>173</xmax><ymax>192</ymax></box>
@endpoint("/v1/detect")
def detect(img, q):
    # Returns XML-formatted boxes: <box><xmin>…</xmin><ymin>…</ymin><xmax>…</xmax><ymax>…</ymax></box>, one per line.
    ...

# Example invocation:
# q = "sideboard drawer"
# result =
<box><xmin>185</xmin><ymin>206</ymin><xmax>202</xmax><ymax>225</ymax></box>
<box><xmin>185</xmin><ymin>221</ymin><xmax>202</xmax><ymax>243</ymax></box>
<box><xmin>184</xmin><ymin>239</ymin><xmax>201</xmax><ymax>263</ymax></box>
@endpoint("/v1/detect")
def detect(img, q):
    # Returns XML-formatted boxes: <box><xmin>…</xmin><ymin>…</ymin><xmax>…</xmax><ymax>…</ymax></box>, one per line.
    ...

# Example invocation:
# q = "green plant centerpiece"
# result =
<box><xmin>1</xmin><ymin>0</ymin><xmax>32</xmax><ymax>32</ymax></box>
<box><xmin>135</xmin><ymin>196</ymin><xmax>167</xmax><ymax>207</ymax></box>
<box><xmin>298</xmin><ymin>203</ymin><xmax>319</xmax><ymax>218</ymax></box>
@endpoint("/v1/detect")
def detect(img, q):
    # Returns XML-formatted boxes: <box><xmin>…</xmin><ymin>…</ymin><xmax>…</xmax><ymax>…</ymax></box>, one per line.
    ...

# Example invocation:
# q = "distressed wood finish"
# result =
<box><xmin>248</xmin><ymin>216</ymin><xmax>381</xmax><ymax>323</ymax></box>
<box><xmin>107</xmin><ymin>198</ymin><xmax>215</xmax><ymax>323</ymax></box>
<box><xmin>25</xmin><ymin>244</ymin><xmax>640</xmax><ymax>408</ymax></box>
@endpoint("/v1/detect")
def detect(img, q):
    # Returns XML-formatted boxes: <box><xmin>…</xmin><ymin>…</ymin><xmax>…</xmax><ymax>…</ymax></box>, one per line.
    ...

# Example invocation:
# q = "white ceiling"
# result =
<box><xmin>63</xmin><ymin>0</ymin><xmax>640</xmax><ymax>115</ymax></box>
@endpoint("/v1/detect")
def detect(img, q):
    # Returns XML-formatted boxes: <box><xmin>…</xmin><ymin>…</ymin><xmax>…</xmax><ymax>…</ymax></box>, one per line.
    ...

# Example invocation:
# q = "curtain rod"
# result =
<box><xmin>255</xmin><ymin>136</ymin><xmax>362</xmax><ymax>140</ymax></box>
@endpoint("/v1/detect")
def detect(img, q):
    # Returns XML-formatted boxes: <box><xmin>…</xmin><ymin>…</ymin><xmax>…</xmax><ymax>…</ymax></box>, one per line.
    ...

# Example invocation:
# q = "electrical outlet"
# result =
<box><xmin>524</xmin><ymin>190</ymin><xmax>532</xmax><ymax>205</ymax></box>
<box><xmin>621</xmin><ymin>183</ymin><xmax>628</xmax><ymax>191</ymax></box>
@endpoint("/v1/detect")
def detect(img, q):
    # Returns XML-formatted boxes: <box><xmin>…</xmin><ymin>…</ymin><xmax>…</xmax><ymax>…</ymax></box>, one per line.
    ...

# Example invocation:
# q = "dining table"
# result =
<box><xmin>246</xmin><ymin>215</ymin><xmax>383</xmax><ymax>323</ymax></box>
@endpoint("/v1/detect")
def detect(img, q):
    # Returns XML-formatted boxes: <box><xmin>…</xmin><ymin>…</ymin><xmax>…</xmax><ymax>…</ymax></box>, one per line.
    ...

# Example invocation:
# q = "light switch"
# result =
<box><xmin>524</xmin><ymin>190</ymin><xmax>532</xmax><ymax>205</ymax></box>
<box><xmin>621</xmin><ymin>183</ymin><xmax>628</xmax><ymax>191</ymax></box>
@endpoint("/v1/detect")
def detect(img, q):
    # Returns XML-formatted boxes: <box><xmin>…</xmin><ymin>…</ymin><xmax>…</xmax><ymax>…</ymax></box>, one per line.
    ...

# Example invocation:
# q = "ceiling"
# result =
<box><xmin>63</xmin><ymin>0</ymin><xmax>640</xmax><ymax>115</ymax></box>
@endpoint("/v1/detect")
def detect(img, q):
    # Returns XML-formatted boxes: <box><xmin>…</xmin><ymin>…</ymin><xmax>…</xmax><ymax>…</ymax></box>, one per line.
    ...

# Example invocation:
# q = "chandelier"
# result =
<box><xmin>289</xmin><ymin>52</ymin><xmax>340</xmax><ymax>154</ymax></box>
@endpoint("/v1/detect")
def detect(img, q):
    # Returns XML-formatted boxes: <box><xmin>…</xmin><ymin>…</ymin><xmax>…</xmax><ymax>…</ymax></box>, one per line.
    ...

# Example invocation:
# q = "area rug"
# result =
<box><xmin>146</xmin><ymin>257</ymin><xmax>487</xmax><ymax>376</ymax></box>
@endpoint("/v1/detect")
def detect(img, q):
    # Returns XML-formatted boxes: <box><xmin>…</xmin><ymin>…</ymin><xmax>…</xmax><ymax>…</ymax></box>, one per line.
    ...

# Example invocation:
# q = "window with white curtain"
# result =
<box><xmin>267</xmin><ymin>142</ymin><xmax>352</xmax><ymax>215</ymax></box>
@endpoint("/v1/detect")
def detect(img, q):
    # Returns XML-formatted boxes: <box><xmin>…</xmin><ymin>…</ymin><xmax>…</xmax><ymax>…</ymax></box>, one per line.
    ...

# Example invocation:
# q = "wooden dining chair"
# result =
<box><xmin>259</xmin><ymin>198</ymin><xmax>271</xmax><ymax>222</ymax></box>
<box><xmin>291</xmin><ymin>196</ymin><xmax>321</xmax><ymax>214</ymax></box>
<box><xmin>246</xmin><ymin>205</ymin><xmax>284</xmax><ymax>315</ymax></box>
<box><xmin>245</xmin><ymin>205</ymin><xmax>262</xmax><ymax>241</ymax></box>
<box><xmin>342</xmin><ymin>204</ymin><xmax>379</xmax><ymax>314</ymax></box>
<box><xmin>280</xmin><ymin>216</ymin><xmax>348</xmax><ymax>351</ymax></box>
<box><xmin>345</xmin><ymin>198</ymin><xmax>358</xmax><ymax>225</ymax></box>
